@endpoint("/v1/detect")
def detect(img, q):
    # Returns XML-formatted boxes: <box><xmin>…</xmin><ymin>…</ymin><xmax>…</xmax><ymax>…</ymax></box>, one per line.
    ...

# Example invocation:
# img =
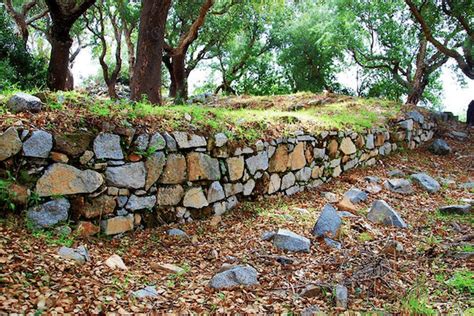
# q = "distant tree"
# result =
<box><xmin>131</xmin><ymin>0</ymin><xmax>172</xmax><ymax>104</ymax></box>
<box><xmin>405</xmin><ymin>0</ymin><xmax>473</xmax><ymax>80</ymax></box>
<box><xmin>85</xmin><ymin>0</ymin><xmax>122</xmax><ymax>99</ymax></box>
<box><xmin>44</xmin><ymin>0</ymin><xmax>96</xmax><ymax>91</ymax></box>
<box><xmin>3</xmin><ymin>0</ymin><xmax>48</xmax><ymax>44</ymax></box>
<box><xmin>116</xmin><ymin>0</ymin><xmax>140</xmax><ymax>83</ymax></box>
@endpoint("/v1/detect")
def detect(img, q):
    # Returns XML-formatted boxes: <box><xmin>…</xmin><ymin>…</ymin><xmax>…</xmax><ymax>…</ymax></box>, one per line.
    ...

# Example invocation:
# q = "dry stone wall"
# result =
<box><xmin>0</xmin><ymin>110</ymin><xmax>436</xmax><ymax>236</ymax></box>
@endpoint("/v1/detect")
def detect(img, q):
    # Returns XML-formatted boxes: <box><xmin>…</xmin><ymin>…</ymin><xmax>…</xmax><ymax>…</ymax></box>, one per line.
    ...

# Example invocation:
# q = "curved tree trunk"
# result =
<box><xmin>169</xmin><ymin>53</ymin><xmax>187</xmax><ymax>103</ymax></box>
<box><xmin>131</xmin><ymin>0</ymin><xmax>172</xmax><ymax>104</ymax></box>
<box><xmin>48</xmin><ymin>36</ymin><xmax>74</xmax><ymax>91</ymax></box>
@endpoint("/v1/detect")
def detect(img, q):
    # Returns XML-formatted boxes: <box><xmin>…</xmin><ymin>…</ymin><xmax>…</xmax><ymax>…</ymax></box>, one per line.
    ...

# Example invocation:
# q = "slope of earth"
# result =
<box><xmin>0</xmin><ymin>91</ymin><xmax>403</xmax><ymax>142</ymax></box>
<box><xmin>0</xmin><ymin>124</ymin><xmax>472</xmax><ymax>314</ymax></box>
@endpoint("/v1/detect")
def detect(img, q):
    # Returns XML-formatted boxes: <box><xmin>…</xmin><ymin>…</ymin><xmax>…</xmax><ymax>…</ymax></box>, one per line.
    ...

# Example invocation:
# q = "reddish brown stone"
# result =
<box><xmin>327</xmin><ymin>139</ymin><xmax>339</xmax><ymax>158</ymax></box>
<box><xmin>77</xmin><ymin>195</ymin><xmax>116</xmax><ymax>219</ymax></box>
<box><xmin>76</xmin><ymin>221</ymin><xmax>100</xmax><ymax>237</ymax></box>
<box><xmin>269</xmin><ymin>145</ymin><xmax>289</xmax><ymax>173</ymax></box>
<box><xmin>375</xmin><ymin>133</ymin><xmax>385</xmax><ymax>146</ymax></box>
<box><xmin>50</xmin><ymin>151</ymin><xmax>69</xmax><ymax>163</ymax></box>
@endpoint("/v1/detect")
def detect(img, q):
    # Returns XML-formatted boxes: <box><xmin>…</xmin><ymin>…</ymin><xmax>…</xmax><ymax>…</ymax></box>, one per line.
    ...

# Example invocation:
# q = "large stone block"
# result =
<box><xmin>159</xmin><ymin>154</ymin><xmax>187</xmax><ymax>184</ymax></box>
<box><xmin>93</xmin><ymin>133</ymin><xmax>123</xmax><ymax>160</ymax></box>
<box><xmin>23</xmin><ymin>130</ymin><xmax>53</xmax><ymax>158</ymax></box>
<box><xmin>288</xmin><ymin>142</ymin><xmax>306</xmax><ymax>170</ymax></box>
<box><xmin>269</xmin><ymin>145</ymin><xmax>289</xmax><ymax>172</ymax></box>
<box><xmin>145</xmin><ymin>151</ymin><xmax>166</xmax><ymax>190</ymax></box>
<box><xmin>101</xmin><ymin>215</ymin><xmax>134</xmax><ymax>235</ymax></box>
<box><xmin>187</xmin><ymin>152</ymin><xmax>220</xmax><ymax>181</ymax></box>
<box><xmin>0</xmin><ymin>127</ymin><xmax>22</xmax><ymax>161</ymax></box>
<box><xmin>157</xmin><ymin>185</ymin><xmax>184</xmax><ymax>206</ymax></box>
<box><xmin>105</xmin><ymin>162</ymin><xmax>146</xmax><ymax>189</ymax></box>
<box><xmin>227</xmin><ymin>157</ymin><xmax>245</xmax><ymax>181</ymax></box>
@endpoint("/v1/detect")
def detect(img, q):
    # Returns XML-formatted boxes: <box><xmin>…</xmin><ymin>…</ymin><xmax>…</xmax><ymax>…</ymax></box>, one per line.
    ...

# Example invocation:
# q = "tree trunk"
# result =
<box><xmin>124</xmin><ymin>29</ymin><xmax>135</xmax><ymax>83</ymax></box>
<box><xmin>131</xmin><ymin>0</ymin><xmax>171</xmax><ymax>104</ymax></box>
<box><xmin>169</xmin><ymin>53</ymin><xmax>187</xmax><ymax>103</ymax></box>
<box><xmin>107</xmin><ymin>82</ymin><xmax>118</xmax><ymax>99</ymax></box>
<box><xmin>48</xmin><ymin>36</ymin><xmax>74</xmax><ymax>90</ymax></box>
<box><xmin>406</xmin><ymin>83</ymin><xmax>426</xmax><ymax>105</ymax></box>
<box><xmin>467</xmin><ymin>100</ymin><xmax>474</xmax><ymax>126</ymax></box>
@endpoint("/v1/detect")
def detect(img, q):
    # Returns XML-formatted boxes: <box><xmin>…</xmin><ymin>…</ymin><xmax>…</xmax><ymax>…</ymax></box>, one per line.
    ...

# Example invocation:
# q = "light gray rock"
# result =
<box><xmin>296</xmin><ymin>167</ymin><xmax>312</xmax><ymax>182</ymax></box>
<box><xmin>132</xmin><ymin>286</ymin><xmax>159</xmax><ymax>299</ymax></box>
<box><xmin>261</xmin><ymin>231</ymin><xmax>276</xmax><ymax>241</ymax></box>
<box><xmin>311</xmin><ymin>204</ymin><xmax>341</xmax><ymax>238</ymax></box>
<box><xmin>0</xmin><ymin>127</ymin><xmax>22</xmax><ymax>161</ymax></box>
<box><xmin>429</xmin><ymin>139</ymin><xmax>451</xmax><ymax>155</ymax></box>
<box><xmin>367</xmin><ymin>200</ymin><xmax>407</xmax><ymax>228</ymax></box>
<box><xmin>209</xmin><ymin>265</ymin><xmax>258</xmax><ymax>289</ymax></box>
<box><xmin>365</xmin><ymin>183</ymin><xmax>382</xmax><ymax>194</ymax></box>
<box><xmin>168</xmin><ymin>228</ymin><xmax>188</xmax><ymax>237</ymax></box>
<box><xmin>448</xmin><ymin>130</ymin><xmax>468</xmax><ymax>140</ymax></box>
<box><xmin>58</xmin><ymin>245</ymin><xmax>89</xmax><ymax>264</ymax></box>
<box><xmin>26</xmin><ymin>198</ymin><xmax>69</xmax><ymax>228</ymax></box>
<box><xmin>105</xmin><ymin>162</ymin><xmax>146</xmax><ymax>189</ymax></box>
<box><xmin>149</xmin><ymin>133</ymin><xmax>166</xmax><ymax>150</ymax></box>
<box><xmin>324</xmin><ymin>237</ymin><xmax>341</xmax><ymax>249</ymax></box>
<box><xmin>365</xmin><ymin>134</ymin><xmax>375</xmax><ymax>149</ymax></box>
<box><xmin>156</xmin><ymin>185</ymin><xmax>184</xmax><ymax>206</ymax></box>
<box><xmin>411</xmin><ymin>173</ymin><xmax>440</xmax><ymax>193</ymax></box>
<box><xmin>268</xmin><ymin>174</ymin><xmax>281</xmax><ymax>194</ymax></box>
<box><xmin>213</xmin><ymin>201</ymin><xmax>226</xmax><ymax>216</ymax></box>
<box><xmin>364</xmin><ymin>176</ymin><xmax>379</xmax><ymax>183</ymax></box>
<box><xmin>321</xmin><ymin>192</ymin><xmax>338</xmax><ymax>203</ymax></box>
<box><xmin>173</xmin><ymin>132</ymin><xmax>206</xmax><ymax>148</ymax></box>
<box><xmin>245</xmin><ymin>151</ymin><xmax>268</xmax><ymax>175</ymax></box>
<box><xmin>384</xmin><ymin>178</ymin><xmax>413</xmax><ymax>194</ymax></box>
<box><xmin>387</xmin><ymin>169</ymin><xmax>405</xmax><ymax>177</ymax></box>
<box><xmin>243</xmin><ymin>179</ymin><xmax>255</xmax><ymax>196</ymax></box>
<box><xmin>183</xmin><ymin>187</ymin><xmax>209</xmax><ymax>208</ymax></box>
<box><xmin>125</xmin><ymin>195</ymin><xmax>156</xmax><ymax>211</ymax></box>
<box><xmin>335</xmin><ymin>285</ymin><xmax>348</xmax><ymax>309</ymax></box>
<box><xmin>163</xmin><ymin>132</ymin><xmax>177</xmax><ymax>151</ymax></box>
<box><xmin>207</xmin><ymin>181</ymin><xmax>225</xmax><ymax>203</ymax></box>
<box><xmin>273</xmin><ymin>229</ymin><xmax>310</xmax><ymax>252</ymax></box>
<box><xmin>93</xmin><ymin>133</ymin><xmax>123</xmax><ymax>160</ymax></box>
<box><xmin>7</xmin><ymin>92</ymin><xmax>42</xmax><ymax>113</ymax></box>
<box><xmin>340</xmin><ymin>137</ymin><xmax>356</xmax><ymax>155</ymax></box>
<box><xmin>226</xmin><ymin>196</ymin><xmax>238</xmax><ymax>210</ymax></box>
<box><xmin>439</xmin><ymin>205</ymin><xmax>471</xmax><ymax>215</ymax></box>
<box><xmin>23</xmin><ymin>130</ymin><xmax>52</xmax><ymax>158</ymax></box>
<box><xmin>285</xmin><ymin>185</ymin><xmax>300</xmax><ymax>196</ymax></box>
<box><xmin>343</xmin><ymin>188</ymin><xmax>368</xmax><ymax>204</ymax></box>
<box><xmin>281</xmin><ymin>172</ymin><xmax>296</xmax><ymax>190</ymax></box>
<box><xmin>313</xmin><ymin>147</ymin><xmax>326</xmax><ymax>160</ymax></box>
<box><xmin>398</xmin><ymin>119</ymin><xmax>413</xmax><ymax>131</ymax></box>
<box><xmin>215</xmin><ymin>133</ymin><xmax>228</xmax><ymax>147</ymax></box>
<box><xmin>134</xmin><ymin>134</ymin><xmax>149</xmax><ymax>151</ymax></box>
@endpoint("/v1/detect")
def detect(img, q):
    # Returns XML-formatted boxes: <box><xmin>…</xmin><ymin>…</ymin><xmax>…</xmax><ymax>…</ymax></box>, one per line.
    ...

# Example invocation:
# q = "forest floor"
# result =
<box><xmin>0</xmin><ymin>123</ymin><xmax>473</xmax><ymax>314</ymax></box>
<box><xmin>0</xmin><ymin>91</ymin><xmax>403</xmax><ymax>142</ymax></box>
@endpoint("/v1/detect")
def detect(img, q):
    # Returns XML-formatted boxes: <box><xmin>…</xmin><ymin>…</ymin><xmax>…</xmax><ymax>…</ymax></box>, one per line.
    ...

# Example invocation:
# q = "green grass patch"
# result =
<box><xmin>446</xmin><ymin>270</ymin><xmax>474</xmax><ymax>294</ymax></box>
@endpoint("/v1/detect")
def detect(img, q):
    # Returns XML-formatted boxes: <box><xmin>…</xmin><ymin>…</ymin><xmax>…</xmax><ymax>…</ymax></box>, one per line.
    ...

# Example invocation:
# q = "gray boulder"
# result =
<box><xmin>58</xmin><ymin>245</ymin><xmax>90</xmax><ymax>264</ymax></box>
<box><xmin>261</xmin><ymin>231</ymin><xmax>276</xmax><ymax>241</ymax></box>
<box><xmin>273</xmin><ymin>229</ymin><xmax>310</xmax><ymax>252</ymax></box>
<box><xmin>168</xmin><ymin>228</ymin><xmax>188</xmax><ymax>237</ymax></box>
<box><xmin>105</xmin><ymin>162</ymin><xmax>146</xmax><ymax>189</ymax></box>
<box><xmin>26</xmin><ymin>198</ymin><xmax>70</xmax><ymax>228</ymax></box>
<box><xmin>384</xmin><ymin>178</ymin><xmax>413</xmax><ymax>194</ymax></box>
<box><xmin>429</xmin><ymin>139</ymin><xmax>451</xmax><ymax>155</ymax></box>
<box><xmin>343</xmin><ymin>188</ymin><xmax>368</xmax><ymax>204</ymax></box>
<box><xmin>407</xmin><ymin>110</ymin><xmax>424</xmax><ymax>124</ymax></box>
<box><xmin>335</xmin><ymin>285</ymin><xmax>348</xmax><ymax>309</ymax></box>
<box><xmin>23</xmin><ymin>130</ymin><xmax>53</xmax><ymax>158</ymax></box>
<box><xmin>209</xmin><ymin>265</ymin><xmax>258</xmax><ymax>289</ymax></box>
<box><xmin>7</xmin><ymin>92</ymin><xmax>43</xmax><ymax>113</ymax></box>
<box><xmin>149</xmin><ymin>133</ymin><xmax>166</xmax><ymax>150</ymax></box>
<box><xmin>387</xmin><ymin>169</ymin><xmax>405</xmax><ymax>177</ymax></box>
<box><xmin>439</xmin><ymin>205</ymin><xmax>471</xmax><ymax>215</ymax></box>
<box><xmin>132</xmin><ymin>286</ymin><xmax>159</xmax><ymax>299</ymax></box>
<box><xmin>93</xmin><ymin>133</ymin><xmax>124</xmax><ymax>160</ymax></box>
<box><xmin>367</xmin><ymin>200</ymin><xmax>407</xmax><ymax>228</ymax></box>
<box><xmin>125</xmin><ymin>194</ymin><xmax>156</xmax><ymax>211</ymax></box>
<box><xmin>245</xmin><ymin>152</ymin><xmax>269</xmax><ymax>175</ymax></box>
<box><xmin>411</xmin><ymin>173</ymin><xmax>440</xmax><ymax>193</ymax></box>
<box><xmin>311</xmin><ymin>204</ymin><xmax>342</xmax><ymax>238</ymax></box>
<box><xmin>324</xmin><ymin>237</ymin><xmax>342</xmax><ymax>249</ymax></box>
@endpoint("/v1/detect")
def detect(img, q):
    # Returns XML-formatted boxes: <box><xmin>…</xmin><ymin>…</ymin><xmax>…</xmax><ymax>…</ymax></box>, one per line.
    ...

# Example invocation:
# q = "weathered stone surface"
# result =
<box><xmin>312</xmin><ymin>204</ymin><xmax>341</xmax><ymax>238</ymax></box>
<box><xmin>134</xmin><ymin>134</ymin><xmax>149</xmax><ymax>151</ymax></box>
<box><xmin>50</xmin><ymin>151</ymin><xmax>69</xmax><ymax>163</ymax></box>
<box><xmin>93</xmin><ymin>133</ymin><xmax>123</xmax><ymax>160</ymax></box>
<box><xmin>76</xmin><ymin>221</ymin><xmax>100</xmax><ymax>236</ymax></box>
<box><xmin>8</xmin><ymin>183</ymin><xmax>29</xmax><ymax>205</ymax></box>
<box><xmin>105</xmin><ymin>254</ymin><xmax>128</xmax><ymax>270</ymax></box>
<box><xmin>160</xmin><ymin>154</ymin><xmax>186</xmax><ymax>184</ymax></box>
<box><xmin>340</xmin><ymin>137</ymin><xmax>356</xmax><ymax>155</ymax></box>
<box><xmin>156</xmin><ymin>185</ymin><xmax>184</xmax><ymax>206</ymax></box>
<box><xmin>261</xmin><ymin>231</ymin><xmax>276</xmax><ymax>241</ymax></box>
<box><xmin>384</xmin><ymin>178</ymin><xmax>413</xmax><ymax>194</ymax></box>
<box><xmin>168</xmin><ymin>228</ymin><xmax>188</xmax><ymax>237</ymax></box>
<box><xmin>288</xmin><ymin>142</ymin><xmax>306</xmax><ymax>170</ymax></box>
<box><xmin>26</xmin><ymin>198</ymin><xmax>70</xmax><ymax>228</ymax></box>
<box><xmin>214</xmin><ymin>133</ymin><xmax>228</xmax><ymax>147</ymax></box>
<box><xmin>36</xmin><ymin>163</ymin><xmax>103</xmax><ymax>197</ymax></box>
<box><xmin>183</xmin><ymin>187</ymin><xmax>209</xmax><ymax>208</ymax></box>
<box><xmin>23</xmin><ymin>130</ymin><xmax>52</xmax><ymax>158</ymax></box>
<box><xmin>269</xmin><ymin>145</ymin><xmax>289</xmax><ymax>172</ymax></box>
<box><xmin>145</xmin><ymin>151</ymin><xmax>166</xmax><ymax>190</ymax></box>
<box><xmin>285</xmin><ymin>185</ymin><xmax>300</xmax><ymax>196</ymax></box>
<box><xmin>365</xmin><ymin>183</ymin><xmax>382</xmax><ymax>194</ymax></box>
<box><xmin>398</xmin><ymin>119</ymin><xmax>413</xmax><ymax>131</ymax></box>
<box><xmin>327</xmin><ymin>139</ymin><xmax>339</xmax><ymax>158</ymax></box>
<box><xmin>213</xmin><ymin>201</ymin><xmax>226</xmax><ymax>215</ymax></box>
<box><xmin>149</xmin><ymin>133</ymin><xmax>166</xmax><ymax>150</ymax></box>
<box><xmin>375</xmin><ymin>133</ymin><xmax>385</xmax><ymax>146</ymax></box>
<box><xmin>207</xmin><ymin>181</ymin><xmax>225</xmax><ymax>203</ymax></box>
<box><xmin>407</xmin><ymin>110</ymin><xmax>424</xmax><ymax>124</ymax></box>
<box><xmin>245</xmin><ymin>151</ymin><xmax>269</xmax><ymax>175</ymax></box>
<box><xmin>7</xmin><ymin>92</ymin><xmax>42</xmax><ymax>113</ymax></box>
<box><xmin>313</xmin><ymin>147</ymin><xmax>325</xmax><ymax>160</ymax></box>
<box><xmin>105</xmin><ymin>162</ymin><xmax>146</xmax><ymax>189</ymax></box>
<box><xmin>281</xmin><ymin>172</ymin><xmax>296</xmax><ymax>190</ymax></box>
<box><xmin>227</xmin><ymin>157</ymin><xmax>245</xmax><ymax>181</ymax></box>
<box><xmin>332</xmin><ymin>165</ymin><xmax>342</xmax><ymax>177</ymax></box>
<box><xmin>55</xmin><ymin>132</ymin><xmax>93</xmax><ymax>157</ymax></box>
<box><xmin>429</xmin><ymin>139</ymin><xmax>451</xmax><ymax>155</ymax></box>
<box><xmin>101</xmin><ymin>214</ymin><xmax>134</xmax><ymax>235</ymax></box>
<box><xmin>126</xmin><ymin>195</ymin><xmax>156</xmax><ymax>211</ymax></box>
<box><xmin>58</xmin><ymin>245</ymin><xmax>89</xmax><ymax>264</ymax></box>
<box><xmin>224</xmin><ymin>182</ymin><xmax>243</xmax><ymax>196</ymax></box>
<box><xmin>0</xmin><ymin>127</ymin><xmax>22</xmax><ymax>161</ymax></box>
<box><xmin>243</xmin><ymin>179</ymin><xmax>255</xmax><ymax>196</ymax></box>
<box><xmin>335</xmin><ymin>285</ymin><xmax>348</xmax><ymax>309</ymax></box>
<box><xmin>365</xmin><ymin>134</ymin><xmax>375</xmax><ymax>149</ymax></box>
<box><xmin>367</xmin><ymin>200</ymin><xmax>407</xmax><ymax>228</ymax></box>
<box><xmin>439</xmin><ymin>205</ymin><xmax>471</xmax><ymax>215</ymax></box>
<box><xmin>273</xmin><ymin>229</ymin><xmax>310</xmax><ymax>252</ymax></box>
<box><xmin>173</xmin><ymin>132</ymin><xmax>207</xmax><ymax>148</ymax></box>
<box><xmin>162</xmin><ymin>132</ymin><xmax>177</xmax><ymax>151</ymax></box>
<box><xmin>296</xmin><ymin>167</ymin><xmax>312</xmax><ymax>182</ymax></box>
<box><xmin>311</xmin><ymin>166</ymin><xmax>324</xmax><ymax>179</ymax></box>
<box><xmin>268</xmin><ymin>174</ymin><xmax>281</xmax><ymax>194</ymax></box>
<box><xmin>209</xmin><ymin>265</ymin><xmax>258</xmax><ymax>289</ymax></box>
<box><xmin>78</xmin><ymin>195</ymin><xmax>116</xmax><ymax>219</ymax></box>
<box><xmin>336</xmin><ymin>197</ymin><xmax>357</xmax><ymax>213</ymax></box>
<box><xmin>343</xmin><ymin>188</ymin><xmax>368</xmax><ymax>204</ymax></box>
<box><xmin>132</xmin><ymin>286</ymin><xmax>159</xmax><ymax>299</ymax></box>
<box><xmin>187</xmin><ymin>152</ymin><xmax>220</xmax><ymax>181</ymax></box>
<box><xmin>324</xmin><ymin>237</ymin><xmax>342</xmax><ymax>249</ymax></box>
<box><xmin>226</xmin><ymin>196</ymin><xmax>238</xmax><ymax>210</ymax></box>
<box><xmin>411</xmin><ymin>173</ymin><xmax>440</xmax><ymax>193</ymax></box>
<box><xmin>387</xmin><ymin>169</ymin><xmax>405</xmax><ymax>177</ymax></box>
<box><xmin>80</xmin><ymin>150</ymin><xmax>94</xmax><ymax>165</ymax></box>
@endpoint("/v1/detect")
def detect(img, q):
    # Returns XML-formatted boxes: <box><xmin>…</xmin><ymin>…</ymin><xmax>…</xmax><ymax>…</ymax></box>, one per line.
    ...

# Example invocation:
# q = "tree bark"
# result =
<box><xmin>131</xmin><ymin>0</ymin><xmax>172</xmax><ymax>104</ymax></box>
<box><xmin>168</xmin><ymin>53</ymin><xmax>187</xmax><ymax>102</ymax></box>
